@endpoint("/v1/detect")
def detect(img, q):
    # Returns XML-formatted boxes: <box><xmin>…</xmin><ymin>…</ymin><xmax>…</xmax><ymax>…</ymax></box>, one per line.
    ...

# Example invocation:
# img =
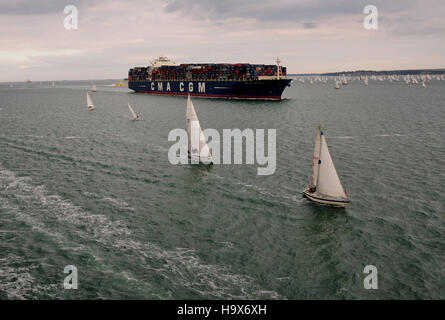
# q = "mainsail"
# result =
<box><xmin>128</xmin><ymin>103</ymin><xmax>138</xmax><ymax>119</ymax></box>
<box><xmin>186</xmin><ymin>95</ymin><xmax>212</xmax><ymax>163</ymax></box>
<box><xmin>335</xmin><ymin>80</ymin><xmax>340</xmax><ymax>89</ymax></box>
<box><xmin>316</xmin><ymin>132</ymin><xmax>347</xmax><ymax>199</ymax></box>
<box><xmin>86</xmin><ymin>92</ymin><xmax>95</xmax><ymax>109</ymax></box>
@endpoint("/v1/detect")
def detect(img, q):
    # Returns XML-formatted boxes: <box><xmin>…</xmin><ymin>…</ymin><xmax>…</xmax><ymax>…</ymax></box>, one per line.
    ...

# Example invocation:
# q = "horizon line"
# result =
<box><xmin>2</xmin><ymin>67</ymin><xmax>445</xmax><ymax>83</ymax></box>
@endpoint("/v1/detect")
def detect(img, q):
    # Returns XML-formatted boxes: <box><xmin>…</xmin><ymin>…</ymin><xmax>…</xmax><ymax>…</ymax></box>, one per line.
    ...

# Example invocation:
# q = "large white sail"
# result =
<box><xmin>186</xmin><ymin>95</ymin><xmax>212</xmax><ymax>163</ymax></box>
<box><xmin>87</xmin><ymin>92</ymin><xmax>95</xmax><ymax>109</ymax></box>
<box><xmin>128</xmin><ymin>103</ymin><xmax>138</xmax><ymax>119</ymax></box>
<box><xmin>316</xmin><ymin>133</ymin><xmax>347</xmax><ymax>199</ymax></box>
<box><xmin>311</xmin><ymin>126</ymin><xmax>321</xmax><ymax>186</ymax></box>
<box><xmin>92</xmin><ymin>83</ymin><xmax>97</xmax><ymax>92</ymax></box>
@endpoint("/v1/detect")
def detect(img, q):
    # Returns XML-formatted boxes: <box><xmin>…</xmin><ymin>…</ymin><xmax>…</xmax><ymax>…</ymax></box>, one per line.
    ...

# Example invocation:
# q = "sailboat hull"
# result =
<box><xmin>189</xmin><ymin>154</ymin><xmax>213</xmax><ymax>165</ymax></box>
<box><xmin>302</xmin><ymin>189</ymin><xmax>350</xmax><ymax>207</ymax></box>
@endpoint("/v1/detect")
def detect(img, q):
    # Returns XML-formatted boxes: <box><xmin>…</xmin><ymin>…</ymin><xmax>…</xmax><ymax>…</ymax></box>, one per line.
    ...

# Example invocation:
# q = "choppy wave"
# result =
<box><xmin>13</xmin><ymin>135</ymin><xmax>45</xmax><ymax>139</ymax></box>
<box><xmin>375</xmin><ymin>133</ymin><xmax>407</xmax><ymax>137</ymax></box>
<box><xmin>0</xmin><ymin>165</ymin><xmax>281</xmax><ymax>299</ymax></box>
<box><xmin>330</xmin><ymin>136</ymin><xmax>355</xmax><ymax>139</ymax></box>
<box><xmin>102</xmin><ymin>197</ymin><xmax>134</xmax><ymax>210</ymax></box>
<box><xmin>0</xmin><ymin>254</ymin><xmax>59</xmax><ymax>300</ymax></box>
<box><xmin>0</xmin><ymin>137</ymin><xmax>161</xmax><ymax>185</ymax></box>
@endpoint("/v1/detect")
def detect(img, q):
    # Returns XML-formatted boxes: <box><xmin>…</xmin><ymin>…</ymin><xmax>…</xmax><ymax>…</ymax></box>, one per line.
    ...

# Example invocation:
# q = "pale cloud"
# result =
<box><xmin>0</xmin><ymin>0</ymin><xmax>444</xmax><ymax>81</ymax></box>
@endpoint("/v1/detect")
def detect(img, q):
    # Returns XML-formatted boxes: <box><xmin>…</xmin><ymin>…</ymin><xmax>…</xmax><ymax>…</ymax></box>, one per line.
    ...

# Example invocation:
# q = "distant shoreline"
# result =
<box><xmin>290</xmin><ymin>68</ymin><xmax>445</xmax><ymax>76</ymax></box>
<box><xmin>3</xmin><ymin>67</ymin><xmax>445</xmax><ymax>83</ymax></box>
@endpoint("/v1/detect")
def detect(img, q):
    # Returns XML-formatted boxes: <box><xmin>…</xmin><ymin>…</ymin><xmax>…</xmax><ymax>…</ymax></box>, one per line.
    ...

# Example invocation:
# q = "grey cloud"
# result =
<box><xmin>0</xmin><ymin>0</ymin><xmax>91</xmax><ymax>15</ymax></box>
<box><xmin>163</xmin><ymin>0</ymin><xmax>418</xmax><ymax>22</ymax></box>
<box><xmin>302</xmin><ymin>22</ymin><xmax>316</xmax><ymax>29</ymax></box>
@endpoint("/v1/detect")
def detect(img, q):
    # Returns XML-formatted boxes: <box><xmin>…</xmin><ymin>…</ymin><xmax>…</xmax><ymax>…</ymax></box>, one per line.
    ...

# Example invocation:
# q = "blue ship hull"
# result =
<box><xmin>128</xmin><ymin>79</ymin><xmax>291</xmax><ymax>100</ymax></box>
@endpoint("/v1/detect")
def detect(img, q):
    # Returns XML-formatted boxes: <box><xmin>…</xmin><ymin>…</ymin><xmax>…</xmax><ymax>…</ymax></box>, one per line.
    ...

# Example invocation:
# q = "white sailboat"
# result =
<box><xmin>364</xmin><ymin>77</ymin><xmax>368</xmax><ymax>86</ymax></box>
<box><xmin>127</xmin><ymin>103</ymin><xmax>140</xmax><ymax>120</ymax></box>
<box><xmin>334</xmin><ymin>80</ymin><xmax>340</xmax><ymax>89</ymax></box>
<box><xmin>422</xmin><ymin>80</ymin><xmax>426</xmax><ymax>88</ymax></box>
<box><xmin>186</xmin><ymin>94</ymin><xmax>213</xmax><ymax>165</ymax></box>
<box><xmin>92</xmin><ymin>83</ymin><xmax>97</xmax><ymax>92</ymax></box>
<box><xmin>303</xmin><ymin>126</ymin><xmax>350</xmax><ymax>206</ymax></box>
<box><xmin>86</xmin><ymin>92</ymin><xmax>95</xmax><ymax>111</ymax></box>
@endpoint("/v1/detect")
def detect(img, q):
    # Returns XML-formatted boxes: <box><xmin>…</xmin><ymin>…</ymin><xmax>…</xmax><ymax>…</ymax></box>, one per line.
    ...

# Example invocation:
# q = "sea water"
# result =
<box><xmin>0</xmin><ymin>79</ymin><xmax>444</xmax><ymax>299</ymax></box>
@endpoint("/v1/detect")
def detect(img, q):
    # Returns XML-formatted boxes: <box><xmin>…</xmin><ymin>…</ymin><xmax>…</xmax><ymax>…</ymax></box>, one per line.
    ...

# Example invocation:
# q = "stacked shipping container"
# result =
<box><xmin>128</xmin><ymin>63</ymin><xmax>286</xmax><ymax>82</ymax></box>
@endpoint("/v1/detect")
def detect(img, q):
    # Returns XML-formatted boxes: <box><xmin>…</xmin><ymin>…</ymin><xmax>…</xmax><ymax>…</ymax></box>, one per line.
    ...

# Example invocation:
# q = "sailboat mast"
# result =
<box><xmin>315</xmin><ymin>127</ymin><xmax>323</xmax><ymax>189</ymax></box>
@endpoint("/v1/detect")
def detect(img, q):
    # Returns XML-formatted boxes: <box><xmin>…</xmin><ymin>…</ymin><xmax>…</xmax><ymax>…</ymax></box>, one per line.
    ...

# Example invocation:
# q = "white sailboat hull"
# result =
<box><xmin>189</xmin><ymin>153</ymin><xmax>213</xmax><ymax>165</ymax></box>
<box><xmin>302</xmin><ymin>189</ymin><xmax>350</xmax><ymax>207</ymax></box>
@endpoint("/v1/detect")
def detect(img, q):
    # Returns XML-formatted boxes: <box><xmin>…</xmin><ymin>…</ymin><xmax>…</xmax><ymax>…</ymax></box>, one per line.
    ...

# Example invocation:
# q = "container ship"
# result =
<box><xmin>128</xmin><ymin>56</ymin><xmax>291</xmax><ymax>100</ymax></box>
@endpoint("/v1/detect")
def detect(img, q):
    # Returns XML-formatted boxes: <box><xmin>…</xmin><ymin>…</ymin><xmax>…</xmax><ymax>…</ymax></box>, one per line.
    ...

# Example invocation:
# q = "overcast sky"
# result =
<box><xmin>0</xmin><ymin>0</ymin><xmax>444</xmax><ymax>81</ymax></box>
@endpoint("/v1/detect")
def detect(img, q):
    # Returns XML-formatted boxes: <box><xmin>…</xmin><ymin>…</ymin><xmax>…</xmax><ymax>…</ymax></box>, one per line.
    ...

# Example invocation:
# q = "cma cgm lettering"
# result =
<box><xmin>128</xmin><ymin>56</ymin><xmax>292</xmax><ymax>100</ymax></box>
<box><xmin>144</xmin><ymin>81</ymin><xmax>206</xmax><ymax>93</ymax></box>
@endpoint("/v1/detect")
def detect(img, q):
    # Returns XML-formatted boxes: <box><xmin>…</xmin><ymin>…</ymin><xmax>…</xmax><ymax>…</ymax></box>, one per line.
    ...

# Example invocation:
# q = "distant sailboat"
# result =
<box><xmin>422</xmin><ymin>80</ymin><xmax>426</xmax><ymax>88</ymax></box>
<box><xmin>127</xmin><ymin>103</ymin><xmax>140</xmax><ymax>120</ymax></box>
<box><xmin>334</xmin><ymin>80</ymin><xmax>340</xmax><ymax>89</ymax></box>
<box><xmin>92</xmin><ymin>83</ymin><xmax>97</xmax><ymax>92</ymax></box>
<box><xmin>303</xmin><ymin>126</ymin><xmax>350</xmax><ymax>206</ymax></box>
<box><xmin>186</xmin><ymin>94</ymin><xmax>213</xmax><ymax>165</ymax></box>
<box><xmin>86</xmin><ymin>92</ymin><xmax>95</xmax><ymax>110</ymax></box>
<box><xmin>364</xmin><ymin>77</ymin><xmax>368</xmax><ymax>86</ymax></box>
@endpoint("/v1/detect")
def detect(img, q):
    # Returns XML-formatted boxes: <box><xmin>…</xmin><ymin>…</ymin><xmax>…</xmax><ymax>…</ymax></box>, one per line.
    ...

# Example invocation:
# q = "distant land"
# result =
<box><xmin>289</xmin><ymin>68</ymin><xmax>445</xmax><ymax>77</ymax></box>
<box><xmin>3</xmin><ymin>68</ymin><xmax>445</xmax><ymax>83</ymax></box>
